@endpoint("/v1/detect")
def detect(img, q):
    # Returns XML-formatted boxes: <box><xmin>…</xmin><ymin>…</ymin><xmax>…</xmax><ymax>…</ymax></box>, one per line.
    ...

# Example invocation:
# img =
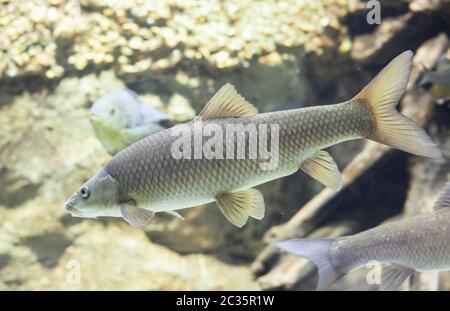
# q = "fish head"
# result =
<box><xmin>90</xmin><ymin>90</ymin><xmax>141</xmax><ymax>154</ymax></box>
<box><xmin>90</xmin><ymin>89</ymin><xmax>137</xmax><ymax>131</ymax></box>
<box><xmin>64</xmin><ymin>170</ymin><xmax>120</xmax><ymax>218</ymax></box>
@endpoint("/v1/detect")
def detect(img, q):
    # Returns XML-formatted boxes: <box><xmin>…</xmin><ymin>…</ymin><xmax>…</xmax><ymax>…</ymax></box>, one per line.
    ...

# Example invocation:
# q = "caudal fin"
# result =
<box><xmin>354</xmin><ymin>51</ymin><xmax>441</xmax><ymax>158</ymax></box>
<box><xmin>276</xmin><ymin>239</ymin><xmax>342</xmax><ymax>291</ymax></box>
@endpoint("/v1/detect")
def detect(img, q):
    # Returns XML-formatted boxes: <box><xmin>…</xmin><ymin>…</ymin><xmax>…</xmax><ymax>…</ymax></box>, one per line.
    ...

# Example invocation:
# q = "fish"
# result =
<box><xmin>418</xmin><ymin>56</ymin><xmax>450</xmax><ymax>103</ymax></box>
<box><xmin>419</xmin><ymin>56</ymin><xmax>450</xmax><ymax>87</ymax></box>
<box><xmin>90</xmin><ymin>88</ymin><xmax>172</xmax><ymax>155</ymax></box>
<box><xmin>64</xmin><ymin>51</ymin><xmax>441</xmax><ymax>228</ymax></box>
<box><xmin>277</xmin><ymin>182</ymin><xmax>450</xmax><ymax>291</ymax></box>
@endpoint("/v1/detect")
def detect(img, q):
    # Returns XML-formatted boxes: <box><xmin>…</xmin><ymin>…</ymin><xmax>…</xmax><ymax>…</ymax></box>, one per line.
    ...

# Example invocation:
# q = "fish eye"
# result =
<box><xmin>80</xmin><ymin>186</ymin><xmax>90</xmax><ymax>199</ymax></box>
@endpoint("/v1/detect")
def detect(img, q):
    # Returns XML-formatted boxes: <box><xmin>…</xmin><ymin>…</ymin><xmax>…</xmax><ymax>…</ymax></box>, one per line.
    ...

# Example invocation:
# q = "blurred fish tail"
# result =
<box><xmin>354</xmin><ymin>50</ymin><xmax>441</xmax><ymax>158</ymax></box>
<box><xmin>276</xmin><ymin>239</ymin><xmax>342</xmax><ymax>290</ymax></box>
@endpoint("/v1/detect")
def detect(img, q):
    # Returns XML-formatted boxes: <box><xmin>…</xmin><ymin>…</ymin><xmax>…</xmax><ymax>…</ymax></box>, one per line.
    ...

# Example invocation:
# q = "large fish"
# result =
<box><xmin>64</xmin><ymin>51</ymin><xmax>441</xmax><ymax>228</ymax></box>
<box><xmin>277</xmin><ymin>182</ymin><xmax>450</xmax><ymax>291</ymax></box>
<box><xmin>90</xmin><ymin>88</ymin><xmax>172</xmax><ymax>155</ymax></box>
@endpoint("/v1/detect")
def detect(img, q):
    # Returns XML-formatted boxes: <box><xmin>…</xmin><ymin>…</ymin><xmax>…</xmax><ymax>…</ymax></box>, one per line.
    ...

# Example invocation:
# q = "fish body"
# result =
<box><xmin>420</xmin><ymin>56</ymin><xmax>450</xmax><ymax>87</ymax></box>
<box><xmin>333</xmin><ymin>210</ymin><xmax>450</xmax><ymax>272</ymax></box>
<box><xmin>277</xmin><ymin>183</ymin><xmax>450</xmax><ymax>290</ymax></box>
<box><xmin>422</xmin><ymin>69</ymin><xmax>450</xmax><ymax>87</ymax></box>
<box><xmin>90</xmin><ymin>88</ymin><xmax>171</xmax><ymax>155</ymax></box>
<box><xmin>65</xmin><ymin>51</ymin><xmax>441</xmax><ymax>228</ymax></box>
<box><xmin>419</xmin><ymin>57</ymin><xmax>450</xmax><ymax>102</ymax></box>
<box><xmin>105</xmin><ymin>102</ymin><xmax>372</xmax><ymax>213</ymax></box>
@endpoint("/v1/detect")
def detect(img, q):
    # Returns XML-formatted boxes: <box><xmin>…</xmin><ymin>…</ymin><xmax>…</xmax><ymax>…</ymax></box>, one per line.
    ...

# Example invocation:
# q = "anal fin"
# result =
<box><xmin>215</xmin><ymin>189</ymin><xmax>265</xmax><ymax>228</ymax></box>
<box><xmin>381</xmin><ymin>264</ymin><xmax>414</xmax><ymax>291</ymax></box>
<box><xmin>300</xmin><ymin>150</ymin><xmax>343</xmax><ymax>191</ymax></box>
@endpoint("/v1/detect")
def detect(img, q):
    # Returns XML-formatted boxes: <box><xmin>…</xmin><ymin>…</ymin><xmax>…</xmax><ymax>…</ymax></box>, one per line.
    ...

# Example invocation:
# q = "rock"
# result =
<box><xmin>166</xmin><ymin>94</ymin><xmax>196</xmax><ymax>121</ymax></box>
<box><xmin>0</xmin><ymin>0</ymin><xmax>349</xmax><ymax>83</ymax></box>
<box><xmin>0</xmin><ymin>224</ymin><xmax>259</xmax><ymax>290</ymax></box>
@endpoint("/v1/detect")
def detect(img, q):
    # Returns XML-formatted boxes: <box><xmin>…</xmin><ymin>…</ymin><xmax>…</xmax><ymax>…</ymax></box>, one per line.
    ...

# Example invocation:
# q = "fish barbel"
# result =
<box><xmin>64</xmin><ymin>51</ymin><xmax>441</xmax><ymax>228</ymax></box>
<box><xmin>277</xmin><ymin>182</ymin><xmax>450</xmax><ymax>291</ymax></box>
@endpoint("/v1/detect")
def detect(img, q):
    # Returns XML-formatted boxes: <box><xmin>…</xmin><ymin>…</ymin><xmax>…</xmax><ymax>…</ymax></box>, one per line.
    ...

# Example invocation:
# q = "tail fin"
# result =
<box><xmin>276</xmin><ymin>239</ymin><xmax>342</xmax><ymax>291</ymax></box>
<box><xmin>354</xmin><ymin>50</ymin><xmax>441</xmax><ymax>158</ymax></box>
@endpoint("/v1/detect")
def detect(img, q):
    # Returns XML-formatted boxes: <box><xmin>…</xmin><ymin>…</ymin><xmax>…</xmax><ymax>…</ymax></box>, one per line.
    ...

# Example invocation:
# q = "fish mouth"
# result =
<box><xmin>89</xmin><ymin>114</ymin><xmax>105</xmax><ymax>127</ymax></box>
<box><xmin>89</xmin><ymin>114</ymin><xmax>102</xmax><ymax>122</ymax></box>
<box><xmin>65</xmin><ymin>204</ymin><xmax>83</xmax><ymax>217</ymax></box>
<box><xmin>89</xmin><ymin>115</ymin><xmax>119</xmax><ymax>133</ymax></box>
<box><xmin>68</xmin><ymin>209</ymin><xmax>84</xmax><ymax>217</ymax></box>
<box><xmin>64</xmin><ymin>197</ymin><xmax>83</xmax><ymax>217</ymax></box>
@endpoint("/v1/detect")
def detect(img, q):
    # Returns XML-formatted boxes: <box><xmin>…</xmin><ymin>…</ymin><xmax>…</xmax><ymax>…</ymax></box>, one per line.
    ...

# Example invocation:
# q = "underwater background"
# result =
<box><xmin>1</xmin><ymin>0</ymin><xmax>450</xmax><ymax>290</ymax></box>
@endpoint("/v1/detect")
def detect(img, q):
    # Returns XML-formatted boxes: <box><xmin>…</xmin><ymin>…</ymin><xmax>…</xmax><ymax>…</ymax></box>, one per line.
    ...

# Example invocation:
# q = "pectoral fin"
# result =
<box><xmin>120</xmin><ymin>202</ymin><xmax>155</xmax><ymax>227</ymax></box>
<box><xmin>215</xmin><ymin>189</ymin><xmax>265</xmax><ymax>228</ymax></box>
<box><xmin>381</xmin><ymin>265</ymin><xmax>414</xmax><ymax>291</ymax></box>
<box><xmin>300</xmin><ymin>150</ymin><xmax>343</xmax><ymax>191</ymax></box>
<box><xmin>433</xmin><ymin>182</ymin><xmax>450</xmax><ymax>211</ymax></box>
<box><xmin>164</xmin><ymin>210</ymin><xmax>185</xmax><ymax>220</ymax></box>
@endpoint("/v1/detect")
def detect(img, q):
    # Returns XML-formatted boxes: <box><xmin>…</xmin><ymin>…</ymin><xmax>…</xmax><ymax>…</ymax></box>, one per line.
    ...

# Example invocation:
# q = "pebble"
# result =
<box><xmin>0</xmin><ymin>0</ymin><xmax>348</xmax><ymax>80</ymax></box>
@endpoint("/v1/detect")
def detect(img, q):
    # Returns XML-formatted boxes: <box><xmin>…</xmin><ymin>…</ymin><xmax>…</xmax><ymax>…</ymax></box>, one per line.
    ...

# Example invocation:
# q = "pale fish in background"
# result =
<box><xmin>90</xmin><ymin>88</ymin><xmax>172</xmax><ymax>155</ymax></box>
<box><xmin>65</xmin><ymin>51</ymin><xmax>440</xmax><ymax>228</ymax></box>
<box><xmin>277</xmin><ymin>182</ymin><xmax>450</xmax><ymax>291</ymax></box>
<box><xmin>419</xmin><ymin>56</ymin><xmax>450</xmax><ymax>103</ymax></box>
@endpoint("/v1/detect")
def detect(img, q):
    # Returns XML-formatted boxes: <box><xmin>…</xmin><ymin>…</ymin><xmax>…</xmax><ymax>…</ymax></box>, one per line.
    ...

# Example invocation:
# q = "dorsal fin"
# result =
<box><xmin>433</xmin><ymin>182</ymin><xmax>450</xmax><ymax>211</ymax></box>
<box><xmin>199</xmin><ymin>83</ymin><xmax>258</xmax><ymax>120</ymax></box>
